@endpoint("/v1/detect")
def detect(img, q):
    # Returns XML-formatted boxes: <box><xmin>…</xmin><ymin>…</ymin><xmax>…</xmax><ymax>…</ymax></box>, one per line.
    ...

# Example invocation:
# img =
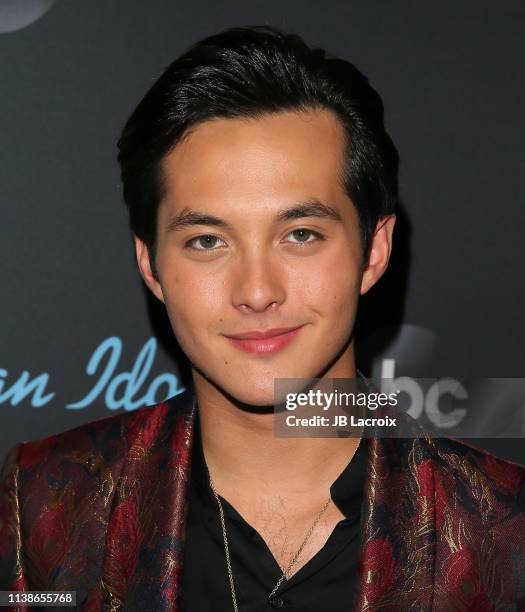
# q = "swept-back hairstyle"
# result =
<box><xmin>117</xmin><ymin>25</ymin><xmax>398</xmax><ymax>273</ymax></box>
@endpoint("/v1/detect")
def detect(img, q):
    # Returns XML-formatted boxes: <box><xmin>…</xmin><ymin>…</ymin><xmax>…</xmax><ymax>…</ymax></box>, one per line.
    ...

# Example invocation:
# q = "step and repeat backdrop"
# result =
<box><xmin>1</xmin><ymin>1</ymin><xmax>524</xmax><ymax>463</ymax></box>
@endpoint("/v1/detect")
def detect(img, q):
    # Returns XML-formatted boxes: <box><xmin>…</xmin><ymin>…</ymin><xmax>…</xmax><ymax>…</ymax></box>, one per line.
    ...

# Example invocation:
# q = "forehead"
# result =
<box><xmin>159</xmin><ymin>109</ymin><xmax>348</xmax><ymax>210</ymax></box>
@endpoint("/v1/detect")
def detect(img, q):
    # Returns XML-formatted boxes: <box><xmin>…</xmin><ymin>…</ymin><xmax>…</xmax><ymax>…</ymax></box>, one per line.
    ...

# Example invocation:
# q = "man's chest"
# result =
<box><xmin>224</xmin><ymin>493</ymin><xmax>348</xmax><ymax>576</ymax></box>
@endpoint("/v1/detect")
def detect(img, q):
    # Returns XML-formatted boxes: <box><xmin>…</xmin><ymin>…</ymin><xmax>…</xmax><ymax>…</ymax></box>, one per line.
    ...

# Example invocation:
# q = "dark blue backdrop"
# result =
<box><xmin>1</xmin><ymin>1</ymin><xmax>524</xmax><ymax>462</ymax></box>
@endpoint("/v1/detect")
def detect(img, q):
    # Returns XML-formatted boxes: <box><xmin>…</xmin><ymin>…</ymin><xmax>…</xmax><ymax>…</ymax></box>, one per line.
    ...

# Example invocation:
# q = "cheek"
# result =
<box><xmin>296</xmin><ymin>252</ymin><xmax>361</xmax><ymax>318</ymax></box>
<box><xmin>160</xmin><ymin>267</ymin><xmax>225</xmax><ymax>335</ymax></box>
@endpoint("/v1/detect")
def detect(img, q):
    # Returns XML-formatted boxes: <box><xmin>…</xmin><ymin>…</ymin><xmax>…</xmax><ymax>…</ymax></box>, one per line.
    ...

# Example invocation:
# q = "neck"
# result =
<box><xmin>192</xmin><ymin>352</ymin><xmax>361</xmax><ymax>499</ymax></box>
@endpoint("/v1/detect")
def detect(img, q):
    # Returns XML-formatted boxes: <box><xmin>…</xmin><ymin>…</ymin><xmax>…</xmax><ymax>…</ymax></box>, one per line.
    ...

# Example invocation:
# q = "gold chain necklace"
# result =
<box><xmin>208</xmin><ymin>371</ymin><xmax>369</xmax><ymax>609</ymax></box>
<box><xmin>209</xmin><ymin>474</ymin><xmax>332</xmax><ymax>611</ymax></box>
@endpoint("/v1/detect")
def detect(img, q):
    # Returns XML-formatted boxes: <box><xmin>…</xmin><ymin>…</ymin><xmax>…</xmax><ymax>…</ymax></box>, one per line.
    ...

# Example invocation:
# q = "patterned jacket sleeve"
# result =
<box><xmin>0</xmin><ymin>443</ymin><xmax>29</xmax><ymax>597</ymax></box>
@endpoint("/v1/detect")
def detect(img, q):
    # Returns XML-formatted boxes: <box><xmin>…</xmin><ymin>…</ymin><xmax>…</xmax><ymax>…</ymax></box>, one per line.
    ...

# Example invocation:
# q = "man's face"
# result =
<box><xmin>137</xmin><ymin>109</ymin><xmax>393</xmax><ymax>406</ymax></box>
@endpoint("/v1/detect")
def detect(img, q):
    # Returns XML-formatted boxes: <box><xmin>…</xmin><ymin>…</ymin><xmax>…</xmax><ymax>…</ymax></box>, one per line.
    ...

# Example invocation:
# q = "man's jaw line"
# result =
<box><xmin>191</xmin><ymin>330</ymin><xmax>356</xmax><ymax>417</ymax></box>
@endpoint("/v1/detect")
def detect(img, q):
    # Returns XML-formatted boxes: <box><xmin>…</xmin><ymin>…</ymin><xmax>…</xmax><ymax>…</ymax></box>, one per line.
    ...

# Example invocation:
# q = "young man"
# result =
<box><xmin>1</xmin><ymin>26</ymin><xmax>524</xmax><ymax>612</ymax></box>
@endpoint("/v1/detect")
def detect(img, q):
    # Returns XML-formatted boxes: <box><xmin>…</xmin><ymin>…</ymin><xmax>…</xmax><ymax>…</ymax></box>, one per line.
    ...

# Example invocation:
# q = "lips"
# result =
<box><xmin>224</xmin><ymin>325</ymin><xmax>304</xmax><ymax>354</ymax></box>
<box><xmin>225</xmin><ymin>326</ymin><xmax>303</xmax><ymax>340</ymax></box>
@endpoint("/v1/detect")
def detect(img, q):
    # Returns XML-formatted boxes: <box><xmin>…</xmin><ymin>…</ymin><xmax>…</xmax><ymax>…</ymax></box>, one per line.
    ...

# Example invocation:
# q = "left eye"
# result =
<box><xmin>285</xmin><ymin>229</ymin><xmax>323</xmax><ymax>244</ymax></box>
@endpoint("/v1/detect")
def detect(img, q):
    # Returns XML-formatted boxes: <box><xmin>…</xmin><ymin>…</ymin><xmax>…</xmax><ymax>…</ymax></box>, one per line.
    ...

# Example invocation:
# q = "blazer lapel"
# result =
<box><xmin>353</xmin><ymin>435</ymin><xmax>437</xmax><ymax>611</ymax></box>
<box><xmin>98</xmin><ymin>388</ymin><xmax>197</xmax><ymax>612</ymax></box>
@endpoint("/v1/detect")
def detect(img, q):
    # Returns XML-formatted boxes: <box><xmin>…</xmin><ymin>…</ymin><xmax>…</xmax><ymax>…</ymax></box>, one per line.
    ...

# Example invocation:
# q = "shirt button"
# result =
<box><xmin>268</xmin><ymin>597</ymin><xmax>284</xmax><ymax>608</ymax></box>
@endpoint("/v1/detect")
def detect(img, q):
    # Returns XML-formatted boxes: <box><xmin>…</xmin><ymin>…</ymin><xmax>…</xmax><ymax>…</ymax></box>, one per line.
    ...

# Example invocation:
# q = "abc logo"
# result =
<box><xmin>379</xmin><ymin>358</ymin><xmax>468</xmax><ymax>429</ymax></box>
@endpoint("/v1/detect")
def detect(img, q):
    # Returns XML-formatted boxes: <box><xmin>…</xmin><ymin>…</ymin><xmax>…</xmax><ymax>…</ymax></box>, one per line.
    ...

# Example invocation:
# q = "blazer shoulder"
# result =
<box><xmin>6</xmin><ymin>387</ymin><xmax>195</xmax><ymax>477</ymax></box>
<box><xmin>429</xmin><ymin>435</ymin><xmax>525</xmax><ymax>499</ymax></box>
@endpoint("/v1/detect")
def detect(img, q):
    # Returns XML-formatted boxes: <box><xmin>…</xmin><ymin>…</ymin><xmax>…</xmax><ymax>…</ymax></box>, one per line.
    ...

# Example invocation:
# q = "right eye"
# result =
<box><xmin>184</xmin><ymin>235</ymin><xmax>227</xmax><ymax>251</ymax></box>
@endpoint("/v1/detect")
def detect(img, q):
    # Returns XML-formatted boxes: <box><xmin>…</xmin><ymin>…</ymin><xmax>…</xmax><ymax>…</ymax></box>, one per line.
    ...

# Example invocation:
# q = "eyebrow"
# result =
<box><xmin>165</xmin><ymin>199</ymin><xmax>344</xmax><ymax>233</ymax></box>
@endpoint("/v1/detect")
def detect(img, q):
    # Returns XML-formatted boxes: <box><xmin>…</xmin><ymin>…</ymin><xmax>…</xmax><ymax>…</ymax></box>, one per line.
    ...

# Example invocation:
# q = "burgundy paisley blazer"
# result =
<box><xmin>1</xmin><ymin>386</ymin><xmax>525</xmax><ymax>611</ymax></box>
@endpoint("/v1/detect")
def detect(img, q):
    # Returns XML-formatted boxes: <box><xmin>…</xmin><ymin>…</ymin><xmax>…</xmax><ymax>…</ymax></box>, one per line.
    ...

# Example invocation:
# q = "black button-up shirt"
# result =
<box><xmin>181</xmin><ymin>413</ymin><xmax>367</xmax><ymax>611</ymax></box>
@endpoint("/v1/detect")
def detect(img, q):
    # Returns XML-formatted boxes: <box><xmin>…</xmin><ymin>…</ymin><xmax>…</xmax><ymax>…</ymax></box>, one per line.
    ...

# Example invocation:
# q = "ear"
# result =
<box><xmin>360</xmin><ymin>214</ymin><xmax>396</xmax><ymax>295</ymax></box>
<box><xmin>134</xmin><ymin>235</ymin><xmax>165</xmax><ymax>303</ymax></box>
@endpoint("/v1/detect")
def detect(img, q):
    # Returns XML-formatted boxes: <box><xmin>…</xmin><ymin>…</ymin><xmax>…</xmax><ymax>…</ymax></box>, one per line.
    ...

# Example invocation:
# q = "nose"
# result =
<box><xmin>230</xmin><ymin>252</ymin><xmax>287</xmax><ymax>314</ymax></box>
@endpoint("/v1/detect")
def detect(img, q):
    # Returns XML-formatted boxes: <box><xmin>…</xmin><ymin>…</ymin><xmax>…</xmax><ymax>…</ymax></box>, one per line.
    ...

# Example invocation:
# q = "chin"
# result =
<box><xmin>225</xmin><ymin>367</ymin><xmax>324</xmax><ymax>408</ymax></box>
<box><xmin>196</xmin><ymin>354</ymin><xmax>326</xmax><ymax>404</ymax></box>
<box><xmin>227</xmin><ymin>382</ymin><xmax>279</xmax><ymax>408</ymax></box>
